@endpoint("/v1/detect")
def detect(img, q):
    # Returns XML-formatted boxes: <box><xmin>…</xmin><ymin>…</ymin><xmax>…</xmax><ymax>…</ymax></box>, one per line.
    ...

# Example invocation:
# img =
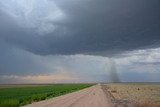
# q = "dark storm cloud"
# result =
<box><xmin>0</xmin><ymin>0</ymin><xmax>160</xmax><ymax>56</ymax></box>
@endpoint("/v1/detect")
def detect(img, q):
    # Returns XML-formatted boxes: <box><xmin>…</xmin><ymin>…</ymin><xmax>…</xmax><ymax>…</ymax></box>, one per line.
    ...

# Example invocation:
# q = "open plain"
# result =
<box><xmin>1</xmin><ymin>83</ymin><xmax>160</xmax><ymax>107</ymax></box>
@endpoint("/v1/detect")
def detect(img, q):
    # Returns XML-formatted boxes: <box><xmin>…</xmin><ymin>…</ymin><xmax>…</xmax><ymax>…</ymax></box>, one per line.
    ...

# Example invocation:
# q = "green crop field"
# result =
<box><xmin>0</xmin><ymin>84</ymin><xmax>94</xmax><ymax>107</ymax></box>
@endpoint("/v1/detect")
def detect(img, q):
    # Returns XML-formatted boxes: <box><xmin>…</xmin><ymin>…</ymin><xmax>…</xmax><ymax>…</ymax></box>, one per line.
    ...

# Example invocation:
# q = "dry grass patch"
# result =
<box><xmin>105</xmin><ymin>83</ymin><xmax>160</xmax><ymax>107</ymax></box>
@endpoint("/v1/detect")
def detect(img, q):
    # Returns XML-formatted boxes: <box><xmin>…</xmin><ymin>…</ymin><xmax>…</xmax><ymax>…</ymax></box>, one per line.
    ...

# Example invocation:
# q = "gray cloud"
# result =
<box><xmin>0</xmin><ymin>0</ymin><xmax>160</xmax><ymax>56</ymax></box>
<box><xmin>113</xmin><ymin>48</ymin><xmax>160</xmax><ymax>82</ymax></box>
<box><xmin>1</xmin><ymin>0</ymin><xmax>160</xmax><ymax>83</ymax></box>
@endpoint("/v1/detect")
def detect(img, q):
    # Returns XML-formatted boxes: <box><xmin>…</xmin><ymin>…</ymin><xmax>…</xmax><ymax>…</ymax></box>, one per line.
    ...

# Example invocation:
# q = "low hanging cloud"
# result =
<box><xmin>115</xmin><ymin>48</ymin><xmax>160</xmax><ymax>66</ymax></box>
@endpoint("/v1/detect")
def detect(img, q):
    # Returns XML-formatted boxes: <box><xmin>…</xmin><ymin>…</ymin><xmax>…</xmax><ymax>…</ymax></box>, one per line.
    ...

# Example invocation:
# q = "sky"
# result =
<box><xmin>0</xmin><ymin>0</ymin><xmax>160</xmax><ymax>83</ymax></box>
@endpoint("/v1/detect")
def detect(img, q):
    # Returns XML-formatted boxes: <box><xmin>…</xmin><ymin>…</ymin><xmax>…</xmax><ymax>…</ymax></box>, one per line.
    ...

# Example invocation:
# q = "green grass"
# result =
<box><xmin>0</xmin><ymin>84</ymin><xmax>94</xmax><ymax>107</ymax></box>
<box><xmin>0</xmin><ymin>99</ymin><xmax>19</xmax><ymax>107</ymax></box>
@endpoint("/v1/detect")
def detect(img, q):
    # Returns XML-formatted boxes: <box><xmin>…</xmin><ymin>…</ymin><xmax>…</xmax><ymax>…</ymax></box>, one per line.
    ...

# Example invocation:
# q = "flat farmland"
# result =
<box><xmin>0</xmin><ymin>84</ymin><xmax>94</xmax><ymax>107</ymax></box>
<box><xmin>104</xmin><ymin>83</ymin><xmax>160</xmax><ymax>107</ymax></box>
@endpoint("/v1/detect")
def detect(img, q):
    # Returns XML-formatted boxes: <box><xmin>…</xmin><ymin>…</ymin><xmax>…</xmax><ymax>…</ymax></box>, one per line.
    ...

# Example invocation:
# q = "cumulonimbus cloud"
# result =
<box><xmin>0</xmin><ymin>0</ymin><xmax>160</xmax><ymax>56</ymax></box>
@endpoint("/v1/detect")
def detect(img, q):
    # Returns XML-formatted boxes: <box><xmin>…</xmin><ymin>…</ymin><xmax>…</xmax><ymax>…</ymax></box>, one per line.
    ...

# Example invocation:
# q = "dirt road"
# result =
<box><xmin>24</xmin><ymin>84</ymin><xmax>114</xmax><ymax>107</ymax></box>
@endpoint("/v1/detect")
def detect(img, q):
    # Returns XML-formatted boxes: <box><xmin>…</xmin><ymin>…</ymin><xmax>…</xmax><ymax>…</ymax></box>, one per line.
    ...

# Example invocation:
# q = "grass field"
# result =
<box><xmin>0</xmin><ymin>84</ymin><xmax>94</xmax><ymax>107</ymax></box>
<box><xmin>105</xmin><ymin>83</ymin><xmax>160</xmax><ymax>107</ymax></box>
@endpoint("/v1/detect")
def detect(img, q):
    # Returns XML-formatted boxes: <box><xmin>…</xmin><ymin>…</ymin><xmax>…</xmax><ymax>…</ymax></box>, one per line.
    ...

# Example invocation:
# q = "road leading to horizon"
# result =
<box><xmin>24</xmin><ymin>84</ymin><xmax>114</xmax><ymax>107</ymax></box>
